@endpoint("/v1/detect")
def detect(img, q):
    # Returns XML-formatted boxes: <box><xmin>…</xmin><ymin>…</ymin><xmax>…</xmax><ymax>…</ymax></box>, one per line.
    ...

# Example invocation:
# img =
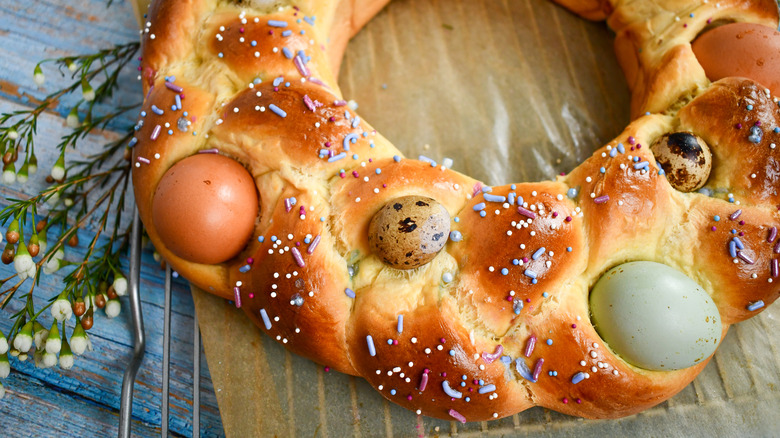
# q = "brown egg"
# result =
<box><xmin>692</xmin><ymin>22</ymin><xmax>780</xmax><ymax>97</ymax></box>
<box><xmin>651</xmin><ymin>132</ymin><xmax>712</xmax><ymax>192</ymax></box>
<box><xmin>368</xmin><ymin>196</ymin><xmax>450</xmax><ymax>270</ymax></box>
<box><xmin>152</xmin><ymin>153</ymin><xmax>258</xmax><ymax>264</ymax></box>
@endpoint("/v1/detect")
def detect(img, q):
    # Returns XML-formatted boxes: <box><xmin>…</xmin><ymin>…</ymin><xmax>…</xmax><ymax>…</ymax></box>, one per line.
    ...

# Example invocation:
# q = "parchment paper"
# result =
<box><xmin>187</xmin><ymin>0</ymin><xmax>780</xmax><ymax>436</ymax></box>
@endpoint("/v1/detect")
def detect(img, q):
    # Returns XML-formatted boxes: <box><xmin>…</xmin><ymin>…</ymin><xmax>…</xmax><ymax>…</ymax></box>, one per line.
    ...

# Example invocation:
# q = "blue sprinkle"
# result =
<box><xmin>175</xmin><ymin>94</ymin><xmax>182</xmax><ymax>110</ymax></box>
<box><xmin>352</xmin><ymin>154</ymin><xmax>358</xmax><ymax>160</ymax></box>
<box><xmin>658</xmin><ymin>169</ymin><xmax>666</xmax><ymax>176</ymax></box>
<box><xmin>508</xmin><ymin>193</ymin><xmax>516</xmax><ymax>205</ymax></box>
<box><xmin>303</xmin><ymin>16</ymin><xmax>315</xmax><ymax>26</ymax></box>
<box><xmin>633</xmin><ymin>156</ymin><xmax>640</xmax><ymax>162</ymax></box>
<box><xmin>366</xmin><ymin>335</ymin><xmax>376</xmax><ymax>356</ymax></box>
<box><xmin>251</xmin><ymin>41</ymin><xmax>257</xmax><ymax>46</ymax></box>
<box><xmin>566</xmin><ymin>247</ymin><xmax>573</xmax><ymax>252</ymax></box>
<box><xmin>542</xmin><ymin>292</ymin><xmax>549</xmax><ymax>298</ymax></box>
<box><xmin>282</xmin><ymin>47</ymin><xmax>293</xmax><ymax>59</ymax></box>
<box><xmin>567</xmin><ymin>188</ymin><xmax>578</xmax><ymax>199</ymax></box>
<box><xmin>390</xmin><ymin>389</ymin><xmax>396</xmax><ymax>395</ymax></box>
<box><xmin>128</xmin><ymin>138</ymin><xmax>138</xmax><ymax>147</ymax></box>
<box><xmin>442</xmin><ymin>381</ymin><xmax>462</xmax><ymax>398</ymax></box>
<box><xmin>501</xmin><ymin>268</ymin><xmax>509</xmax><ymax>276</ymax></box>
<box><xmin>748</xmin><ymin>125</ymin><xmax>763</xmax><ymax>143</ymax></box>
<box><xmin>304</xmin><ymin>237</ymin><xmax>311</xmax><ymax>244</ymax></box>
<box><xmin>609</xmin><ymin>148</ymin><xmax>617</xmax><ymax>157</ymax></box>
<box><xmin>531</xmin><ymin>278</ymin><xmax>538</xmax><ymax>284</ymax></box>
<box><xmin>473</xmin><ymin>203</ymin><xmax>486</xmax><ymax>211</ymax></box>
<box><xmin>747</xmin><ymin>300</ymin><xmax>765</xmax><ymax>311</ymax></box>
<box><xmin>285</xmin><ymin>82</ymin><xmax>290</xmax><ymax>87</ymax></box>
<box><xmin>258</xmin><ymin>236</ymin><xmax>265</xmax><ymax>243</ymax></box>
<box><xmin>459</xmin><ymin>381</ymin><xmax>465</xmax><ymax>387</ymax></box>
<box><xmin>511</xmin><ymin>184</ymin><xmax>517</xmax><ymax>190</ymax></box>
<box><xmin>387</xmin><ymin>339</ymin><xmax>393</xmax><ymax>345</ymax></box>
<box><xmin>140</xmin><ymin>111</ymin><xmax>147</xmax><ymax>117</ymax></box>
<box><xmin>273</xmin><ymin>77</ymin><xmax>284</xmax><ymax>86</ymax></box>
<box><xmin>268</xmin><ymin>104</ymin><xmax>287</xmax><ymax>118</ymax></box>
<box><xmin>449</xmin><ymin>230</ymin><xmax>463</xmax><ymax>242</ymax></box>
<box><xmin>270</xmin><ymin>235</ymin><xmax>278</xmax><ymax>242</ymax></box>
<box><xmin>259</xmin><ymin>309</ymin><xmax>272</xmax><ymax>330</ymax></box>
<box><xmin>728</xmin><ymin>241</ymin><xmax>738</xmax><ymax>258</ymax></box>
<box><xmin>774</xmin><ymin>127</ymin><xmax>780</xmax><ymax>134</ymax></box>
<box><xmin>345</xmin><ymin>288</ymin><xmax>355</xmax><ymax>299</ymax></box>
<box><xmin>689</xmin><ymin>12</ymin><xmax>694</xmax><ymax>17</ymax></box>
<box><xmin>484</xmin><ymin>194</ymin><xmax>506</xmax><ymax>203</ymax></box>
<box><xmin>351</xmin><ymin>117</ymin><xmax>361</xmax><ymax>128</ymax></box>
<box><xmin>546</xmin><ymin>339</ymin><xmax>553</xmax><ymax>345</ymax></box>
<box><xmin>282</xmin><ymin>30</ymin><xmax>292</xmax><ymax>37</ymax></box>
<box><xmin>375</xmin><ymin>168</ymin><xmax>381</xmax><ymax>174</ymax></box>
<box><xmin>524</xmin><ymin>269</ymin><xmax>537</xmax><ymax>279</ymax></box>
<box><xmin>513</xmin><ymin>300</ymin><xmax>524</xmax><ymax>315</ymax></box>
<box><xmin>297</xmin><ymin>50</ymin><xmax>307</xmax><ymax>63</ymax></box>
<box><xmin>442</xmin><ymin>272</ymin><xmax>454</xmax><ymax>283</ymax></box>
<box><xmin>571</xmin><ymin>372</ymin><xmax>586</xmax><ymax>384</ymax></box>
<box><xmin>516</xmin><ymin>196</ymin><xmax>524</xmax><ymax>206</ymax></box>
<box><xmin>731</xmin><ymin>229</ymin><xmax>738</xmax><ymax>234</ymax></box>
<box><xmin>465</xmin><ymin>397</ymin><xmax>470</xmax><ymax>402</ymax></box>
<box><xmin>532</xmin><ymin>247</ymin><xmax>546</xmax><ymax>260</ymax></box>
<box><xmin>617</xmin><ymin>143</ymin><xmax>625</xmax><ymax>154</ymax></box>
<box><xmin>343</xmin><ymin>133</ymin><xmax>359</xmax><ymax>150</ymax></box>
<box><xmin>418</xmin><ymin>155</ymin><xmax>437</xmax><ymax>167</ymax></box>
<box><xmin>268</xmin><ymin>20</ymin><xmax>288</xmax><ymax>27</ymax></box>
<box><xmin>512</xmin><ymin>259</ymin><xmax>519</xmax><ymax>265</ymax></box>
<box><xmin>320</xmin><ymin>217</ymin><xmax>326</xmax><ymax>222</ymax></box>
<box><xmin>151</xmin><ymin>105</ymin><xmax>164</xmax><ymax>115</ymax></box>
<box><xmin>482</xmin><ymin>186</ymin><xmax>493</xmax><ymax>193</ymax></box>
<box><xmin>633</xmin><ymin>161</ymin><xmax>649</xmax><ymax>170</ymax></box>
<box><xmin>478</xmin><ymin>379</ymin><xmax>483</xmax><ymax>385</ymax></box>
<box><xmin>393</xmin><ymin>155</ymin><xmax>401</xmax><ymax>162</ymax></box>
<box><xmin>453</xmin><ymin>217</ymin><xmax>460</xmax><ymax>223</ymax></box>
<box><xmin>167</xmin><ymin>130</ymin><xmax>173</xmax><ymax>135</ymax></box>
<box><xmin>478</xmin><ymin>384</ymin><xmax>496</xmax><ymax>394</ymax></box>
<box><xmin>239</xmin><ymin>265</ymin><xmax>251</xmax><ymax>273</ymax></box>
<box><xmin>217</xmin><ymin>52</ymin><xmax>224</xmax><ymax>58</ymax></box>
<box><xmin>714</xmin><ymin>215</ymin><xmax>720</xmax><ymax>221</ymax></box>
<box><xmin>479</xmin><ymin>211</ymin><xmax>487</xmax><ymax>217</ymax></box>
<box><xmin>733</xmin><ymin>236</ymin><xmax>745</xmax><ymax>250</ymax></box>
<box><xmin>171</xmin><ymin>105</ymin><xmax>177</xmax><ymax>111</ymax></box>
<box><xmin>328</xmin><ymin>152</ymin><xmax>347</xmax><ymax>162</ymax></box>
<box><xmin>599</xmin><ymin>167</ymin><xmax>606</xmax><ymax>174</ymax></box>
<box><xmin>397</xmin><ymin>315</ymin><xmax>404</xmax><ymax>333</ymax></box>
<box><xmin>500</xmin><ymin>356</ymin><xmax>512</xmax><ymax>364</ymax></box>
<box><xmin>746</xmin><ymin>104</ymin><xmax>754</xmax><ymax>110</ymax></box>
<box><xmin>515</xmin><ymin>359</ymin><xmax>536</xmax><ymax>383</ymax></box>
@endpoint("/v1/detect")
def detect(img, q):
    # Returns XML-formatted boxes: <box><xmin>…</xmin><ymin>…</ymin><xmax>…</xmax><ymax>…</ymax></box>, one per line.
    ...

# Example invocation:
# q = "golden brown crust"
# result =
<box><xmin>132</xmin><ymin>0</ymin><xmax>780</xmax><ymax>423</ymax></box>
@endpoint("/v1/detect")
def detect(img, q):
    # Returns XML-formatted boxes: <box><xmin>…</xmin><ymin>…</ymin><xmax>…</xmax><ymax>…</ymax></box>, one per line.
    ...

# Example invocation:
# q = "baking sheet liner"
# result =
<box><xmin>184</xmin><ymin>0</ymin><xmax>780</xmax><ymax>436</ymax></box>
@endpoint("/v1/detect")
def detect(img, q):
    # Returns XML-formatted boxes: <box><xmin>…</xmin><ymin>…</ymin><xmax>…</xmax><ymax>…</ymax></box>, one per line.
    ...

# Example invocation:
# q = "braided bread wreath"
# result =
<box><xmin>131</xmin><ymin>0</ymin><xmax>780</xmax><ymax>423</ymax></box>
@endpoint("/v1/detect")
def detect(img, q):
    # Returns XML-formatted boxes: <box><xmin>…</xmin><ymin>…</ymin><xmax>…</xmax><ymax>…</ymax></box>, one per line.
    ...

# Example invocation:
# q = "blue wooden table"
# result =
<box><xmin>0</xmin><ymin>1</ymin><xmax>223</xmax><ymax>436</ymax></box>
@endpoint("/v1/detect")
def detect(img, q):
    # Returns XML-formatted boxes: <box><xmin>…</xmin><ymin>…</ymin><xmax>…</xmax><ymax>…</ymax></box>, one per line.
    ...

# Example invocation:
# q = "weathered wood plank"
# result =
<box><xmin>0</xmin><ymin>0</ymin><xmax>224</xmax><ymax>435</ymax></box>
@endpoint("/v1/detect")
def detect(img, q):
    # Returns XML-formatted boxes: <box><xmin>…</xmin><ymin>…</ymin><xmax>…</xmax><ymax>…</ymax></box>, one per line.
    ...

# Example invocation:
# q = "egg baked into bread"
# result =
<box><xmin>131</xmin><ymin>0</ymin><xmax>780</xmax><ymax>422</ymax></box>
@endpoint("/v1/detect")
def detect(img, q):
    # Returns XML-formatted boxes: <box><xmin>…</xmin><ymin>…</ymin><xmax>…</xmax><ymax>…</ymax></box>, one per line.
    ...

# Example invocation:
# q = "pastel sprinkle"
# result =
<box><xmin>233</xmin><ymin>287</ymin><xmax>242</xmax><ymax>308</ymax></box>
<box><xmin>729</xmin><ymin>209</ymin><xmax>742</xmax><ymax>220</ymax></box>
<box><xmin>268</xmin><ymin>20</ymin><xmax>288</xmax><ymax>27</ymax></box>
<box><xmin>594</xmin><ymin>195</ymin><xmax>610</xmax><ymax>204</ymax></box>
<box><xmin>515</xmin><ymin>359</ymin><xmax>536</xmax><ymax>382</ymax></box>
<box><xmin>260</xmin><ymin>309</ymin><xmax>272</xmax><ymax>330</ymax></box>
<box><xmin>418</xmin><ymin>372</ymin><xmax>429</xmax><ymax>391</ymax></box>
<box><xmin>571</xmin><ymin>372</ymin><xmax>586</xmax><ymax>384</ymax></box>
<box><xmin>747</xmin><ymin>300</ymin><xmax>765</xmax><ymax>311</ymax></box>
<box><xmin>366</xmin><ymin>335</ymin><xmax>376</xmax><ymax>356</ymax></box>
<box><xmin>478</xmin><ymin>384</ymin><xmax>496</xmax><ymax>394</ymax></box>
<box><xmin>268</xmin><ymin>104</ymin><xmax>287</xmax><ymax>118</ymax></box>
<box><xmin>532</xmin><ymin>247</ymin><xmax>546</xmax><ymax>260</ymax></box>
<box><xmin>768</xmin><ymin>227</ymin><xmax>777</xmax><ymax>243</ymax></box>
<box><xmin>294</xmin><ymin>55</ymin><xmax>310</xmax><ymax>76</ymax></box>
<box><xmin>517</xmin><ymin>206</ymin><xmax>536</xmax><ymax>219</ymax></box>
<box><xmin>397</xmin><ymin>315</ymin><xmax>404</xmax><ymax>334</ymax></box>
<box><xmin>481</xmin><ymin>345</ymin><xmax>503</xmax><ymax>364</ymax></box>
<box><xmin>473</xmin><ymin>203</ymin><xmax>486</xmax><ymax>211</ymax></box>
<box><xmin>442</xmin><ymin>381</ymin><xmax>462</xmax><ymax>399</ymax></box>
<box><xmin>345</xmin><ymin>288</ymin><xmax>356</xmax><ymax>298</ymax></box>
<box><xmin>524</xmin><ymin>335</ymin><xmax>536</xmax><ymax>357</ymax></box>
<box><xmin>532</xmin><ymin>358</ymin><xmax>544</xmax><ymax>381</ymax></box>
<box><xmin>307</xmin><ymin>235</ymin><xmax>321</xmax><ymax>254</ymax></box>
<box><xmin>448</xmin><ymin>409</ymin><xmax>467</xmax><ymax>424</ymax></box>
<box><xmin>484</xmin><ymin>194</ymin><xmax>506</xmax><ymax>203</ymax></box>
<box><xmin>151</xmin><ymin>125</ymin><xmax>161</xmax><ymax>140</ymax></box>
<box><xmin>291</xmin><ymin>247</ymin><xmax>305</xmax><ymax>267</ymax></box>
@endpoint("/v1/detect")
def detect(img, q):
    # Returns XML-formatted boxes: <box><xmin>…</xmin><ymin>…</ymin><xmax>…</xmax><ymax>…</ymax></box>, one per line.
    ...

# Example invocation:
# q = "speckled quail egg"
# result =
<box><xmin>650</xmin><ymin>132</ymin><xmax>712</xmax><ymax>192</ymax></box>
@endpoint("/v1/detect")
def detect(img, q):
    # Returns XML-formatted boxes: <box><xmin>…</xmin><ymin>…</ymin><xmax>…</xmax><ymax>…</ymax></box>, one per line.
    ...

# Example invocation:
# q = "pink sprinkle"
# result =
<box><xmin>448</xmin><ymin>409</ymin><xmax>467</xmax><ymax>424</ymax></box>
<box><xmin>352</xmin><ymin>171</ymin><xmax>359</xmax><ymax>178</ymax></box>
<box><xmin>768</xmin><ymin>227</ymin><xmax>777</xmax><ymax>243</ymax></box>
<box><xmin>151</xmin><ymin>125</ymin><xmax>161</xmax><ymax>140</ymax></box>
<box><xmin>774</xmin><ymin>239</ymin><xmax>780</xmax><ymax>254</ymax></box>
<box><xmin>522</xmin><ymin>257</ymin><xmax>529</xmax><ymax>263</ymax></box>
<box><xmin>339</xmin><ymin>172</ymin><xmax>346</xmax><ymax>178</ymax></box>
<box><xmin>628</xmin><ymin>136</ymin><xmax>636</xmax><ymax>145</ymax></box>
<box><xmin>308</xmin><ymin>235</ymin><xmax>321</xmax><ymax>254</ymax></box>
<box><xmin>333</xmin><ymin>100</ymin><xmax>347</xmax><ymax>106</ymax></box>
<box><xmin>406</xmin><ymin>395</ymin><xmax>412</xmax><ymax>401</ymax></box>
<box><xmin>137</xmin><ymin>157</ymin><xmax>150</xmax><ymax>165</ymax></box>
<box><xmin>233</xmin><ymin>287</ymin><xmax>242</xmax><ymax>308</ymax></box>
<box><xmin>562</xmin><ymin>398</ymin><xmax>569</xmax><ymax>404</ymax></box>
<box><xmin>771</xmin><ymin>259</ymin><xmax>778</xmax><ymax>278</ymax></box>
<box><xmin>594</xmin><ymin>195</ymin><xmax>610</xmax><ymax>204</ymax></box>
<box><xmin>295</xmin><ymin>242</ymin><xmax>301</xmax><ymax>246</ymax></box>
<box><xmin>300</xmin><ymin>206</ymin><xmax>306</xmax><ymax>215</ymax></box>
<box><xmin>423</xmin><ymin>368</ymin><xmax>430</xmax><ymax>374</ymax></box>
<box><xmin>303</xmin><ymin>94</ymin><xmax>317</xmax><ymax>111</ymax></box>
<box><xmin>291</xmin><ymin>247</ymin><xmax>305</xmax><ymax>267</ymax></box>
<box><xmin>248</xmin><ymin>293</ymin><xmax>254</xmax><ymax>299</ymax></box>
<box><xmin>517</xmin><ymin>206</ymin><xmax>536</xmax><ymax>219</ymax></box>
<box><xmin>576</xmin><ymin>398</ymin><xmax>582</xmax><ymax>404</ymax></box>
<box><xmin>711</xmin><ymin>226</ymin><xmax>717</xmax><ymax>231</ymax></box>
<box><xmin>524</xmin><ymin>335</ymin><xmax>536</xmax><ymax>357</ymax></box>
<box><xmin>418</xmin><ymin>373</ymin><xmax>429</xmax><ymax>391</ymax></box>
<box><xmin>532</xmin><ymin>358</ymin><xmax>544</xmax><ymax>381</ymax></box>
<box><xmin>506</xmin><ymin>296</ymin><xmax>513</xmax><ymax>302</ymax></box>
<box><xmin>198</xmin><ymin>148</ymin><xmax>219</xmax><ymax>154</ymax></box>
<box><xmin>707</xmin><ymin>18</ymin><xmax>713</xmax><ymax>23</ymax></box>
<box><xmin>324</xmin><ymin>141</ymin><xmax>331</xmax><ymax>147</ymax></box>
<box><xmin>736</xmin><ymin>123</ymin><xmax>743</xmax><ymax>129</ymax></box>
<box><xmin>755</xmin><ymin>121</ymin><xmax>762</xmax><ymax>126</ymax></box>
<box><xmin>382</xmin><ymin>184</ymin><xmax>387</xmax><ymax>188</ymax></box>
<box><xmin>393</xmin><ymin>340</ymin><xmax>398</xmax><ymax>345</ymax></box>
<box><xmin>294</xmin><ymin>55</ymin><xmax>310</xmax><ymax>77</ymax></box>
<box><xmin>440</xmin><ymin>338</ymin><xmax>446</xmax><ymax>343</ymax></box>
<box><xmin>239</xmin><ymin>27</ymin><xmax>244</xmax><ymax>33</ymax></box>
<box><xmin>285</xmin><ymin>198</ymin><xmax>292</xmax><ymax>212</ymax></box>
<box><xmin>324</xmin><ymin>366</ymin><xmax>330</xmax><ymax>372</ymax></box>
<box><xmin>565</xmin><ymin>216</ymin><xmax>572</xmax><ymax>222</ymax></box>
<box><xmin>481</xmin><ymin>345</ymin><xmax>503</xmax><ymax>364</ymax></box>
<box><xmin>683</xmin><ymin>23</ymin><xmax>688</xmax><ymax>27</ymax></box>
<box><xmin>571</xmin><ymin>324</ymin><xmax>577</xmax><ymax>328</ymax></box>
<box><xmin>472</xmin><ymin>182</ymin><xmax>483</xmax><ymax>197</ymax></box>
<box><xmin>526</xmin><ymin>298</ymin><xmax>531</xmax><ymax>303</ymax></box>
<box><xmin>273</xmin><ymin>87</ymin><xmax>279</xmax><ymax>92</ymax></box>
<box><xmin>552</xmin><ymin>212</ymin><xmax>558</xmax><ymax>218</ymax></box>
<box><xmin>329</xmin><ymin>116</ymin><xmax>336</xmax><ymax>122</ymax></box>
<box><xmin>164</xmin><ymin>82</ymin><xmax>183</xmax><ymax>93</ymax></box>
<box><xmin>247</xmin><ymin>258</ymin><xmax>254</xmax><ymax>264</ymax></box>
<box><xmin>441</xmin><ymin>372</ymin><xmax>447</xmax><ymax>377</ymax></box>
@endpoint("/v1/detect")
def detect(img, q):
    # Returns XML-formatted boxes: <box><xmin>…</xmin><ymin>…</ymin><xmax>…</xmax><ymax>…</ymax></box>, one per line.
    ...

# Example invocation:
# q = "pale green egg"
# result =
<box><xmin>589</xmin><ymin>261</ymin><xmax>721</xmax><ymax>371</ymax></box>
